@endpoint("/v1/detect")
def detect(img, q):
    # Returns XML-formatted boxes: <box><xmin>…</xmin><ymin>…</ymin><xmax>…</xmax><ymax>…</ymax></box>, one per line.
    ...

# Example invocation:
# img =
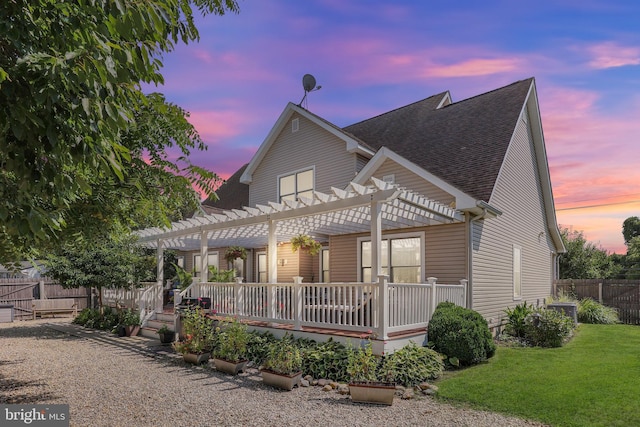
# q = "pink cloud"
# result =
<box><xmin>424</xmin><ymin>58</ymin><xmax>523</xmax><ymax>77</ymax></box>
<box><xmin>187</xmin><ymin>110</ymin><xmax>245</xmax><ymax>141</ymax></box>
<box><xmin>585</xmin><ymin>42</ymin><xmax>640</xmax><ymax>69</ymax></box>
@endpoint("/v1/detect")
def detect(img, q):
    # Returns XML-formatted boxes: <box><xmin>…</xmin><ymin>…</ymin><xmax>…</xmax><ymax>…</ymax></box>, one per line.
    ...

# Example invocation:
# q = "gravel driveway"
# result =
<box><xmin>0</xmin><ymin>319</ymin><xmax>547</xmax><ymax>427</ymax></box>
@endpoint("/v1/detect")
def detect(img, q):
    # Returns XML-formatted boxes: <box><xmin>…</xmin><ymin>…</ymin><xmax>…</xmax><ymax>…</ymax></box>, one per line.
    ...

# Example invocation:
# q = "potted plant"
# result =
<box><xmin>290</xmin><ymin>234</ymin><xmax>322</xmax><ymax>256</ymax></box>
<box><xmin>224</xmin><ymin>246</ymin><xmax>247</xmax><ymax>263</ymax></box>
<box><xmin>120</xmin><ymin>308</ymin><xmax>141</xmax><ymax>337</ymax></box>
<box><xmin>212</xmin><ymin>317</ymin><xmax>251</xmax><ymax>375</ymax></box>
<box><xmin>260</xmin><ymin>334</ymin><xmax>303</xmax><ymax>391</ymax></box>
<box><xmin>172</xmin><ymin>307</ymin><xmax>215</xmax><ymax>364</ymax></box>
<box><xmin>346</xmin><ymin>341</ymin><xmax>396</xmax><ymax>405</ymax></box>
<box><xmin>157</xmin><ymin>324</ymin><xmax>174</xmax><ymax>344</ymax></box>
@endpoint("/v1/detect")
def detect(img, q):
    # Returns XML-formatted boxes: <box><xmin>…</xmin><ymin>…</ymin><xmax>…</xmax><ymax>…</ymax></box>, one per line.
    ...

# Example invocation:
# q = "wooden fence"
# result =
<box><xmin>553</xmin><ymin>279</ymin><xmax>640</xmax><ymax>325</ymax></box>
<box><xmin>0</xmin><ymin>278</ymin><xmax>91</xmax><ymax>320</ymax></box>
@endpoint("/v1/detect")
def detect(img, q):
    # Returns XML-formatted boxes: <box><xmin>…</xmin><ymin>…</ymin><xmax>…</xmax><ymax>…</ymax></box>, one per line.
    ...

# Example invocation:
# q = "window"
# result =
<box><xmin>257</xmin><ymin>253</ymin><xmax>267</xmax><ymax>283</ymax></box>
<box><xmin>513</xmin><ymin>245</ymin><xmax>522</xmax><ymax>299</ymax></box>
<box><xmin>360</xmin><ymin>235</ymin><xmax>422</xmax><ymax>283</ymax></box>
<box><xmin>193</xmin><ymin>252</ymin><xmax>219</xmax><ymax>278</ymax></box>
<box><xmin>291</xmin><ymin>118</ymin><xmax>299</xmax><ymax>132</ymax></box>
<box><xmin>279</xmin><ymin>168</ymin><xmax>313</xmax><ymax>202</ymax></box>
<box><xmin>321</xmin><ymin>248</ymin><xmax>330</xmax><ymax>282</ymax></box>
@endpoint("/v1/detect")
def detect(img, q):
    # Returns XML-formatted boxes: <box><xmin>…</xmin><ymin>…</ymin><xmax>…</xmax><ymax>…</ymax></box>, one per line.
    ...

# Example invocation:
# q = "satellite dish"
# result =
<box><xmin>302</xmin><ymin>74</ymin><xmax>317</xmax><ymax>92</ymax></box>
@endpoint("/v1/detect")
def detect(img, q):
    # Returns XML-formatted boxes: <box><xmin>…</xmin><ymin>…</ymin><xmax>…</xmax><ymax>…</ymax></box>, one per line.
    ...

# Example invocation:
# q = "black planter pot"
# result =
<box><xmin>158</xmin><ymin>331</ymin><xmax>174</xmax><ymax>344</ymax></box>
<box><xmin>116</xmin><ymin>325</ymin><xmax>126</xmax><ymax>337</ymax></box>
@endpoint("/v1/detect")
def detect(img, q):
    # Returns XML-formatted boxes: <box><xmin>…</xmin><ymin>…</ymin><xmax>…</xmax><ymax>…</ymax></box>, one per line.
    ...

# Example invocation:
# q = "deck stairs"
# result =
<box><xmin>140</xmin><ymin>311</ymin><xmax>175</xmax><ymax>339</ymax></box>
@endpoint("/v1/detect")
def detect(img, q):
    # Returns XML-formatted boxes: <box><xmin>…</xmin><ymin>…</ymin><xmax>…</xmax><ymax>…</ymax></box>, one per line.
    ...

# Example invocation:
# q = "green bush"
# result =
<box><xmin>428</xmin><ymin>302</ymin><xmax>496</xmax><ymax>366</ymax></box>
<box><xmin>301</xmin><ymin>339</ymin><xmax>349</xmax><ymax>382</ymax></box>
<box><xmin>578</xmin><ymin>298</ymin><xmax>619</xmax><ymax>324</ymax></box>
<box><xmin>523</xmin><ymin>308</ymin><xmax>574</xmax><ymax>348</ymax></box>
<box><xmin>504</xmin><ymin>301</ymin><xmax>535</xmax><ymax>338</ymax></box>
<box><xmin>381</xmin><ymin>342</ymin><xmax>443</xmax><ymax>387</ymax></box>
<box><xmin>73</xmin><ymin>307</ymin><xmax>121</xmax><ymax>331</ymax></box>
<box><xmin>246</xmin><ymin>331</ymin><xmax>278</xmax><ymax>365</ymax></box>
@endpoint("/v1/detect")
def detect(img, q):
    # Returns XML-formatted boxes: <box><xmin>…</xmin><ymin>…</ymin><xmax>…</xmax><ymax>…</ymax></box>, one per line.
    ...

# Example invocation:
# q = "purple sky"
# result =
<box><xmin>149</xmin><ymin>0</ymin><xmax>640</xmax><ymax>254</ymax></box>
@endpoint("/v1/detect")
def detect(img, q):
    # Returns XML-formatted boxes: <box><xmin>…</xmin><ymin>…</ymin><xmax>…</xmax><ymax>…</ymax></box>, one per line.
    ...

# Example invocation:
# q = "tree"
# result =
<box><xmin>44</xmin><ymin>233</ymin><xmax>155</xmax><ymax>308</ymax></box>
<box><xmin>622</xmin><ymin>216</ymin><xmax>640</xmax><ymax>246</ymax></box>
<box><xmin>0</xmin><ymin>0</ymin><xmax>238</xmax><ymax>262</ymax></box>
<box><xmin>558</xmin><ymin>227</ymin><xmax>622</xmax><ymax>279</ymax></box>
<box><xmin>625</xmin><ymin>236</ymin><xmax>640</xmax><ymax>280</ymax></box>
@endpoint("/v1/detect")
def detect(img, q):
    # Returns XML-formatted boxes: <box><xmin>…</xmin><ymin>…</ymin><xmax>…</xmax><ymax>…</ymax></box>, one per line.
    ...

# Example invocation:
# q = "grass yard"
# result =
<box><xmin>435</xmin><ymin>324</ymin><xmax>640</xmax><ymax>427</ymax></box>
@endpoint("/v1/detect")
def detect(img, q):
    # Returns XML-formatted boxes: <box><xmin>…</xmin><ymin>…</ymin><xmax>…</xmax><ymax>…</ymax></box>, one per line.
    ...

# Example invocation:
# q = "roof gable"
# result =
<box><xmin>203</xmin><ymin>163</ymin><xmax>249</xmax><ymax>211</ymax></box>
<box><xmin>240</xmin><ymin>103</ymin><xmax>374</xmax><ymax>185</ymax></box>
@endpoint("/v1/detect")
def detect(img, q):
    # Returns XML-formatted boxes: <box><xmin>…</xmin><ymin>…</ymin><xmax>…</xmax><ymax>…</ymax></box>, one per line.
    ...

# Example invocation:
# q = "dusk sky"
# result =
<box><xmin>150</xmin><ymin>0</ymin><xmax>640</xmax><ymax>254</ymax></box>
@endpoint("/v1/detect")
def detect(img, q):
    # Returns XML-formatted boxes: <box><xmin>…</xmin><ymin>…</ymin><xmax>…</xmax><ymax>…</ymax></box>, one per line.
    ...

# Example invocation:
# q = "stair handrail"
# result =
<box><xmin>138</xmin><ymin>282</ymin><xmax>162</xmax><ymax>327</ymax></box>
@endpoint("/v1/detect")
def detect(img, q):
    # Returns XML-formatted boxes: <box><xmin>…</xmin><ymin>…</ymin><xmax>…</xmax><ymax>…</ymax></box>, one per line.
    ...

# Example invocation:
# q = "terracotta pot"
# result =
<box><xmin>260</xmin><ymin>370</ymin><xmax>302</xmax><ymax>391</ymax></box>
<box><xmin>213</xmin><ymin>358</ymin><xmax>248</xmax><ymax>375</ymax></box>
<box><xmin>348</xmin><ymin>382</ymin><xmax>395</xmax><ymax>405</ymax></box>
<box><xmin>124</xmin><ymin>325</ymin><xmax>140</xmax><ymax>337</ymax></box>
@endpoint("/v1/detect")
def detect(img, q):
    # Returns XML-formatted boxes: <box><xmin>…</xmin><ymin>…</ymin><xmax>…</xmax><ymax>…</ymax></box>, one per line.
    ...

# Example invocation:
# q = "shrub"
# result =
<box><xmin>503</xmin><ymin>301</ymin><xmax>535</xmax><ymax>338</ymax></box>
<box><xmin>246</xmin><ymin>331</ymin><xmax>278</xmax><ymax>365</ymax></box>
<box><xmin>346</xmin><ymin>341</ymin><xmax>382</xmax><ymax>383</ymax></box>
<box><xmin>301</xmin><ymin>339</ymin><xmax>349</xmax><ymax>382</ymax></box>
<box><xmin>73</xmin><ymin>307</ymin><xmax>120</xmax><ymax>331</ymax></box>
<box><xmin>381</xmin><ymin>342</ymin><xmax>444</xmax><ymax>387</ymax></box>
<box><xmin>523</xmin><ymin>308</ymin><xmax>574</xmax><ymax>348</ymax></box>
<box><xmin>262</xmin><ymin>334</ymin><xmax>302</xmax><ymax>375</ymax></box>
<box><xmin>578</xmin><ymin>298</ymin><xmax>619</xmax><ymax>324</ymax></box>
<box><xmin>428</xmin><ymin>302</ymin><xmax>496</xmax><ymax>366</ymax></box>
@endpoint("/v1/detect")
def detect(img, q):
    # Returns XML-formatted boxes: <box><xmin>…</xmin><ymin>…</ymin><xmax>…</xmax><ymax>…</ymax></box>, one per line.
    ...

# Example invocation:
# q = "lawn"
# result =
<box><xmin>435</xmin><ymin>324</ymin><xmax>640</xmax><ymax>427</ymax></box>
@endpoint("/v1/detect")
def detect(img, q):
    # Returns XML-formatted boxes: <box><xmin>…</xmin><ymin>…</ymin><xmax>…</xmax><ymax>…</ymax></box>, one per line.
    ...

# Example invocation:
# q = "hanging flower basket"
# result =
<box><xmin>290</xmin><ymin>234</ymin><xmax>322</xmax><ymax>256</ymax></box>
<box><xmin>224</xmin><ymin>246</ymin><xmax>247</xmax><ymax>263</ymax></box>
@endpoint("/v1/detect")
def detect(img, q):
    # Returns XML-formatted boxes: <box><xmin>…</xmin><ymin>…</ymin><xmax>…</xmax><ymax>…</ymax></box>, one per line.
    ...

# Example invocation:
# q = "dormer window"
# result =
<box><xmin>279</xmin><ymin>168</ymin><xmax>314</xmax><ymax>202</ymax></box>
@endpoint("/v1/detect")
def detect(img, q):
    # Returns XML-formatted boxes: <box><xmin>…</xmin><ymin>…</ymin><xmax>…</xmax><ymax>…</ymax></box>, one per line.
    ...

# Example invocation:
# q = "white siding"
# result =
<box><xmin>249</xmin><ymin>113</ymin><xmax>359</xmax><ymax>207</ymax></box>
<box><xmin>471</xmin><ymin>110</ymin><xmax>556</xmax><ymax>325</ymax></box>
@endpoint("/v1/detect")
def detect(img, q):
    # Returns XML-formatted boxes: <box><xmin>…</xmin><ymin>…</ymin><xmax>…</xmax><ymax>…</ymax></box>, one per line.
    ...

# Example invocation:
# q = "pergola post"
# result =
<box><xmin>268</xmin><ymin>218</ymin><xmax>278</xmax><ymax>283</ymax></box>
<box><xmin>156</xmin><ymin>239</ymin><xmax>164</xmax><ymax>313</ymax></box>
<box><xmin>376</xmin><ymin>274</ymin><xmax>389</xmax><ymax>340</ymax></box>
<box><xmin>370</xmin><ymin>200</ymin><xmax>382</xmax><ymax>280</ymax></box>
<box><xmin>199</xmin><ymin>231</ymin><xmax>208</xmax><ymax>298</ymax></box>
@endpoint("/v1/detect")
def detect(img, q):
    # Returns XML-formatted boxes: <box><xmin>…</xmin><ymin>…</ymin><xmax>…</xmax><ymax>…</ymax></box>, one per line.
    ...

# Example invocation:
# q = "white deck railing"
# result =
<box><xmin>102</xmin><ymin>281</ymin><xmax>162</xmax><ymax>327</ymax></box>
<box><xmin>193</xmin><ymin>276</ymin><xmax>467</xmax><ymax>339</ymax></box>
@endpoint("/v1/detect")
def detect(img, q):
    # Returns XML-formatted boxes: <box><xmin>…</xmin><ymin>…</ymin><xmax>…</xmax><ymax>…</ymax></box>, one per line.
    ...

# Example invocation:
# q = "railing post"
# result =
<box><xmin>235</xmin><ymin>278</ymin><xmax>243</xmax><ymax>317</ymax></box>
<box><xmin>427</xmin><ymin>277</ymin><xmax>437</xmax><ymax>319</ymax></box>
<box><xmin>294</xmin><ymin>282</ymin><xmax>303</xmax><ymax>331</ymax></box>
<box><xmin>459</xmin><ymin>279</ymin><xmax>468</xmax><ymax>308</ymax></box>
<box><xmin>377</xmin><ymin>275</ymin><xmax>389</xmax><ymax>340</ymax></box>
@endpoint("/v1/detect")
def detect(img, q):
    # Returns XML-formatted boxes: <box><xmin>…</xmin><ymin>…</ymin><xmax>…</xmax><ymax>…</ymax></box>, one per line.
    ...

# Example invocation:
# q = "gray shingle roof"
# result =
<box><xmin>203</xmin><ymin>163</ymin><xmax>249</xmax><ymax>210</ymax></box>
<box><xmin>344</xmin><ymin>78</ymin><xmax>533</xmax><ymax>201</ymax></box>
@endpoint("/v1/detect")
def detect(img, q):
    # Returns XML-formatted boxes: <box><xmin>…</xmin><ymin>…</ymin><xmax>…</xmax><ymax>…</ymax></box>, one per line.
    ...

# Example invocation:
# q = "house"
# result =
<box><xmin>134</xmin><ymin>78</ymin><xmax>565</xmax><ymax>351</ymax></box>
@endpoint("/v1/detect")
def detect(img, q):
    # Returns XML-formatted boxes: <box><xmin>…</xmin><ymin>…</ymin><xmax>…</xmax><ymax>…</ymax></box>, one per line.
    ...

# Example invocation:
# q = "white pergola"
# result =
<box><xmin>137</xmin><ymin>177</ymin><xmax>463</xmax><ymax>284</ymax></box>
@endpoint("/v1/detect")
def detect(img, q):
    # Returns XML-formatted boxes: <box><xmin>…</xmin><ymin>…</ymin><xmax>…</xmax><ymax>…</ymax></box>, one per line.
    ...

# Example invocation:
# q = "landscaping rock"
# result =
<box><xmin>402</xmin><ymin>389</ymin><xmax>415</xmax><ymax>400</ymax></box>
<box><xmin>329</xmin><ymin>381</ymin><xmax>339</xmax><ymax>389</ymax></box>
<box><xmin>311</xmin><ymin>379</ymin><xmax>319</xmax><ymax>386</ymax></box>
<box><xmin>337</xmin><ymin>384</ymin><xmax>350</xmax><ymax>395</ymax></box>
<box><xmin>394</xmin><ymin>385</ymin><xmax>406</xmax><ymax>396</ymax></box>
<box><xmin>300</xmin><ymin>379</ymin><xmax>310</xmax><ymax>387</ymax></box>
<box><xmin>317</xmin><ymin>379</ymin><xmax>329</xmax><ymax>387</ymax></box>
<box><xmin>304</xmin><ymin>375</ymin><xmax>313</xmax><ymax>382</ymax></box>
<box><xmin>322</xmin><ymin>384</ymin><xmax>333</xmax><ymax>392</ymax></box>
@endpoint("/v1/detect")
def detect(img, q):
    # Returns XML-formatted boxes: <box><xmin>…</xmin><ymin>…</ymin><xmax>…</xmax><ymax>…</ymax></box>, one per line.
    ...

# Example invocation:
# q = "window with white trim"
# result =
<box><xmin>278</xmin><ymin>168</ymin><xmax>313</xmax><ymax>202</ymax></box>
<box><xmin>360</xmin><ymin>235</ymin><xmax>422</xmax><ymax>283</ymax></box>
<box><xmin>320</xmin><ymin>248</ymin><xmax>330</xmax><ymax>283</ymax></box>
<box><xmin>193</xmin><ymin>252</ymin><xmax>219</xmax><ymax>278</ymax></box>
<box><xmin>257</xmin><ymin>252</ymin><xmax>267</xmax><ymax>283</ymax></box>
<box><xmin>513</xmin><ymin>245</ymin><xmax>522</xmax><ymax>299</ymax></box>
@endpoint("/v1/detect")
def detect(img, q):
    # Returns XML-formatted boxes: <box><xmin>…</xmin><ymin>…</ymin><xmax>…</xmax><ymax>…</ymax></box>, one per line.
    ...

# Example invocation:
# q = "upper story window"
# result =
<box><xmin>279</xmin><ymin>168</ymin><xmax>314</xmax><ymax>202</ymax></box>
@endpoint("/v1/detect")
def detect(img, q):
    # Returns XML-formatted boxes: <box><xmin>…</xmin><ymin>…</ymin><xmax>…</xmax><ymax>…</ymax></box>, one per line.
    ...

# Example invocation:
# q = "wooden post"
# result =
<box><xmin>459</xmin><ymin>279</ymin><xmax>469</xmax><ymax>308</ymax></box>
<box><xmin>294</xmin><ymin>282</ymin><xmax>303</xmax><ymax>331</ymax></box>
<box><xmin>598</xmin><ymin>282</ymin><xmax>603</xmax><ymax>304</ymax></box>
<box><xmin>156</xmin><ymin>239</ymin><xmax>164</xmax><ymax>313</ymax></box>
<box><xmin>427</xmin><ymin>277</ymin><xmax>438</xmax><ymax>319</ymax></box>
<box><xmin>376</xmin><ymin>274</ymin><xmax>389</xmax><ymax>340</ymax></box>
<box><xmin>39</xmin><ymin>281</ymin><xmax>46</xmax><ymax>299</ymax></box>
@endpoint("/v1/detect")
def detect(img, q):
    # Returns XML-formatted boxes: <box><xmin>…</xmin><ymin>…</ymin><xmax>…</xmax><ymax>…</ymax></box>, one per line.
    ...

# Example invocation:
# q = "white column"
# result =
<box><xmin>427</xmin><ymin>277</ymin><xmax>438</xmax><ymax>319</ymax></box>
<box><xmin>268</xmin><ymin>219</ymin><xmax>278</xmax><ymax>283</ymax></box>
<box><xmin>370</xmin><ymin>200</ymin><xmax>382</xmax><ymax>281</ymax></box>
<box><xmin>156</xmin><ymin>239</ymin><xmax>164</xmax><ymax>313</ymax></box>
<box><xmin>200</xmin><ymin>231</ymin><xmax>209</xmax><ymax>283</ymax></box>
<box><xmin>376</xmin><ymin>274</ymin><xmax>389</xmax><ymax>340</ymax></box>
<box><xmin>459</xmin><ymin>279</ymin><xmax>468</xmax><ymax>308</ymax></box>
